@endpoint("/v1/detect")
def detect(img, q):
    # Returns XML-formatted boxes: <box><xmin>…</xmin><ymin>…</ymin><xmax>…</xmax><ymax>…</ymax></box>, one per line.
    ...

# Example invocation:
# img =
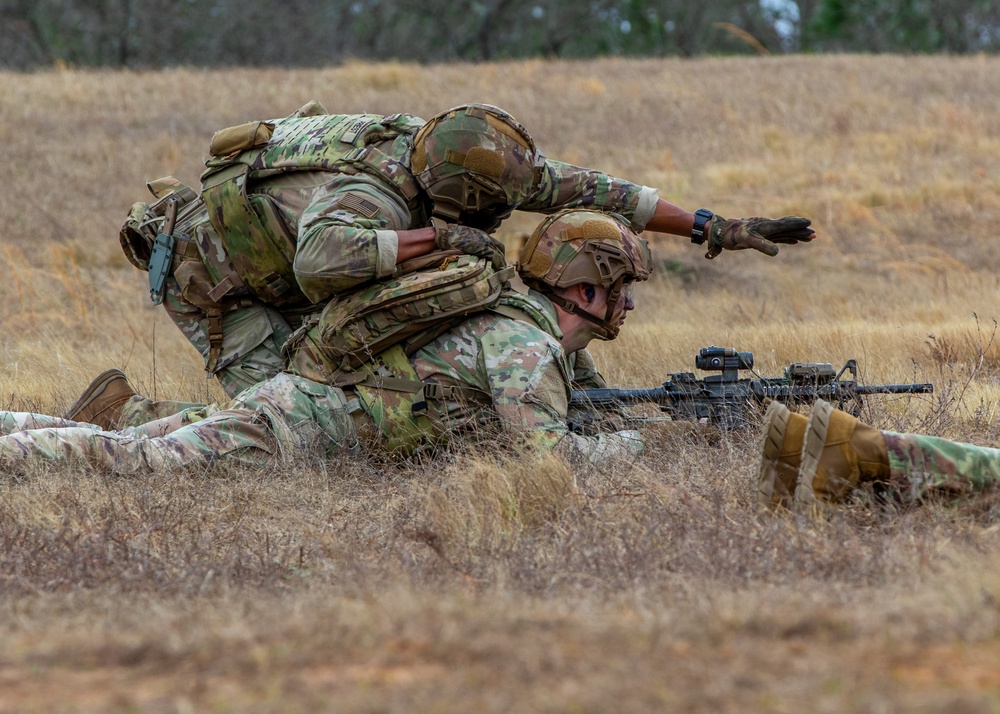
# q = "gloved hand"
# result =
<box><xmin>434</xmin><ymin>223</ymin><xmax>507</xmax><ymax>269</ymax></box>
<box><xmin>706</xmin><ymin>215</ymin><xmax>814</xmax><ymax>259</ymax></box>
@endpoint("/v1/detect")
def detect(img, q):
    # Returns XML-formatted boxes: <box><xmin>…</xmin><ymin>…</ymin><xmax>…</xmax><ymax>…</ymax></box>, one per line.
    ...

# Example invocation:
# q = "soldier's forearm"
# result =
<box><xmin>642</xmin><ymin>199</ymin><xmax>697</xmax><ymax>237</ymax></box>
<box><xmin>396</xmin><ymin>227</ymin><xmax>437</xmax><ymax>262</ymax></box>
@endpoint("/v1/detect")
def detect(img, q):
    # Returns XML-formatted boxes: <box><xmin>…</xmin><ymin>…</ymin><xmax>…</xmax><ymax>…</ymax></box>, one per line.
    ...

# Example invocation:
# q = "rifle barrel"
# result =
<box><xmin>855</xmin><ymin>383</ymin><xmax>935</xmax><ymax>394</ymax></box>
<box><xmin>756</xmin><ymin>382</ymin><xmax>934</xmax><ymax>400</ymax></box>
<box><xmin>569</xmin><ymin>387</ymin><xmax>666</xmax><ymax>406</ymax></box>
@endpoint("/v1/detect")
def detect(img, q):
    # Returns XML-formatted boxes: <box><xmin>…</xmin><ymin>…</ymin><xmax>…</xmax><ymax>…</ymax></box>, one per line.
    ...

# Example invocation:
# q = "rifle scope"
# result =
<box><xmin>695</xmin><ymin>346</ymin><xmax>754</xmax><ymax>372</ymax></box>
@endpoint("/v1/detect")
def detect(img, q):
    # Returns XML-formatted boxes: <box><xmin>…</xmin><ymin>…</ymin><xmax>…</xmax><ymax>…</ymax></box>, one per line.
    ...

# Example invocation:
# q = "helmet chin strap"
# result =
<box><xmin>544</xmin><ymin>279</ymin><xmax>624</xmax><ymax>341</ymax></box>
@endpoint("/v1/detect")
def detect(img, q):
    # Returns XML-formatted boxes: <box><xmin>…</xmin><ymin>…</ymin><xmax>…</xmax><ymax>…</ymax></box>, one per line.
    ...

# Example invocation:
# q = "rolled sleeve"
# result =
<box><xmin>631</xmin><ymin>186</ymin><xmax>660</xmax><ymax>231</ymax></box>
<box><xmin>374</xmin><ymin>230</ymin><xmax>399</xmax><ymax>278</ymax></box>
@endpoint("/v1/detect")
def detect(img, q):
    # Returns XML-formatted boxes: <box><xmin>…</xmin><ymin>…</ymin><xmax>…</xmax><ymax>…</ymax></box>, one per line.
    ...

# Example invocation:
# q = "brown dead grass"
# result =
<box><xmin>3</xmin><ymin>55</ymin><xmax>1000</xmax><ymax>711</ymax></box>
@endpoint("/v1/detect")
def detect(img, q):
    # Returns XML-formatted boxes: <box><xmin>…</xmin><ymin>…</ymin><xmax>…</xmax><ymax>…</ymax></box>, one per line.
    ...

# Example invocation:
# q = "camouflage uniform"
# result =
<box><xmin>122</xmin><ymin>103</ymin><xmax>659</xmax><ymax>404</ymax></box>
<box><xmin>882</xmin><ymin>432</ymin><xmax>1000</xmax><ymax>503</ymax></box>
<box><xmin>1</xmin><ymin>291</ymin><xmax>640</xmax><ymax>473</ymax></box>
<box><xmin>759</xmin><ymin>400</ymin><xmax>1000</xmax><ymax>510</ymax></box>
<box><xmin>395</xmin><ymin>289</ymin><xmax>642</xmax><ymax>460</ymax></box>
<box><xmin>0</xmin><ymin>373</ymin><xmax>355</xmax><ymax>473</ymax></box>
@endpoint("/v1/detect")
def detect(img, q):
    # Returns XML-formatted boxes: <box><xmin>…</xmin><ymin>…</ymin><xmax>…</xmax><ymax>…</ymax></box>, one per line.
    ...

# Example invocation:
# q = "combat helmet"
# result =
<box><xmin>518</xmin><ymin>209</ymin><xmax>651</xmax><ymax>340</ymax></box>
<box><xmin>411</xmin><ymin>104</ymin><xmax>542</xmax><ymax>232</ymax></box>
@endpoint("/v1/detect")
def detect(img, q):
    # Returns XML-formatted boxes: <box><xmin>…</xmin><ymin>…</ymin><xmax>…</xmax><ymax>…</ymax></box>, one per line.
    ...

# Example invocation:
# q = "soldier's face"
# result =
<box><xmin>591</xmin><ymin>282</ymin><xmax>636</xmax><ymax>330</ymax></box>
<box><xmin>612</xmin><ymin>283</ymin><xmax>636</xmax><ymax>327</ymax></box>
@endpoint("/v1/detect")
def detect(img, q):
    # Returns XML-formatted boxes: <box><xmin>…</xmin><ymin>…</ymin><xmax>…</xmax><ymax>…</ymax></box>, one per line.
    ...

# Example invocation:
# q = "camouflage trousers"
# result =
<box><xmin>0</xmin><ymin>374</ymin><xmax>359</xmax><ymax>474</ymax></box>
<box><xmin>883</xmin><ymin>431</ymin><xmax>1000</xmax><ymax>503</ymax></box>
<box><xmin>163</xmin><ymin>276</ymin><xmax>296</xmax><ymax>398</ymax></box>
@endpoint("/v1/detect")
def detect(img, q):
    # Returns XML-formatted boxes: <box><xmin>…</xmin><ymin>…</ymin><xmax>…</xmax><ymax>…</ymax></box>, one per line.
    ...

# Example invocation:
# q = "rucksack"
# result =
<box><xmin>285</xmin><ymin>252</ymin><xmax>512</xmax><ymax>386</ymax></box>
<box><xmin>282</xmin><ymin>252</ymin><xmax>513</xmax><ymax>453</ymax></box>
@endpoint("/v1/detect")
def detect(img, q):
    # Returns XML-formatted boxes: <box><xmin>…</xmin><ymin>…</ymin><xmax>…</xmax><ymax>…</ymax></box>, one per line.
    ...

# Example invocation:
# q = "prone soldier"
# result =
<box><xmin>3</xmin><ymin>210</ymin><xmax>661</xmax><ymax>472</ymax></box>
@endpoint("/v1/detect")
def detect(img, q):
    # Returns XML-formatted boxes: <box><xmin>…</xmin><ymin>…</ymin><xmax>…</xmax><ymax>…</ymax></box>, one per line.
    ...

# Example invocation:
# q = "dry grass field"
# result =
<box><xmin>2</xmin><ymin>55</ymin><xmax>1000</xmax><ymax>711</ymax></box>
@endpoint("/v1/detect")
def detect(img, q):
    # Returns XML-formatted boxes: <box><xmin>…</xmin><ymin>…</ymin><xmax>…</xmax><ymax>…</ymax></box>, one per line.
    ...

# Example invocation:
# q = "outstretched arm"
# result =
<box><xmin>644</xmin><ymin>199</ymin><xmax>816</xmax><ymax>258</ymax></box>
<box><xmin>521</xmin><ymin>158</ymin><xmax>816</xmax><ymax>258</ymax></box>
<box><xmin>644</xmin><ymin>198</ymin><xmax>700</xmax><ymax>236</ymax></box>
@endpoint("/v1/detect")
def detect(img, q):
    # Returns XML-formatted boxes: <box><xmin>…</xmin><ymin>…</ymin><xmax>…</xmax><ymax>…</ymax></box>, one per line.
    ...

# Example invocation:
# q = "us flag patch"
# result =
<box><xmin>339</xmin><ymin>192</ymin><xmax>381</xmax><ymax>218</ymax></box>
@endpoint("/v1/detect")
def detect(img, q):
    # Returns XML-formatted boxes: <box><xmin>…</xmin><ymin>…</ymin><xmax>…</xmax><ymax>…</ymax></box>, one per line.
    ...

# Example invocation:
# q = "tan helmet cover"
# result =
<box><xmin>412</xmin><ymin>104</ymin><xmax>541</xmax><ymax>229</ymax></box>
<box><xmin>518</xmin><ymin>209</ymin><xmax>651</xmax><ymax>291</ymax></box>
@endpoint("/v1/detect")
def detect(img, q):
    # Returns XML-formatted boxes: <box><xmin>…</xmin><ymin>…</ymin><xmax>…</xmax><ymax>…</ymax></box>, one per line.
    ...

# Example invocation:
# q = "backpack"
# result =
<box><xmin>285</xmin><ymin>252</ymin><xmax>512</xmax><ymax>384</ymax></box>
<box><xmin>283</xmin><ymin>253</ymin><xmax>513</xmax><ymax>453</ymax></box>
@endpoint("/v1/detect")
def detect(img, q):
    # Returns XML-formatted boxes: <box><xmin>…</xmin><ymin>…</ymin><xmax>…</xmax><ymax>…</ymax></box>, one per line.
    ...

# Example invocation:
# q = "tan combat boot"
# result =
<box><xmin>757</xmin><ymin>400</ymin><xmax>808</xmax><ymax>510</ymax></box>
<box><xmin>64</xmin><ymin>369</ymin><xmax>137</xmax><ymax>430</ymax></box>
<box><xmin>794</xmin><ymin>399</ymin><xmax>890</xmax><ymax>508</ymax></box>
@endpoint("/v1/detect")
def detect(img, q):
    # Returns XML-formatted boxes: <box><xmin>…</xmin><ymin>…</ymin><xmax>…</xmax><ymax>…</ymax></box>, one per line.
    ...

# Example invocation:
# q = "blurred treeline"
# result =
<box><xmin>3</xmin><ymin>0</ymin><xmax>1000</xmax><ymax>70</ymax></box>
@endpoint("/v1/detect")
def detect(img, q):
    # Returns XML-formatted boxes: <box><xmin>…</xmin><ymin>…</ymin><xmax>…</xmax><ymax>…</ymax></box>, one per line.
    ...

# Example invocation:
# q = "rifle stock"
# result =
<box><xmin>570</xmin><ymin>346</ymin><xmax>933</xmax><ymax>430</ymax></box>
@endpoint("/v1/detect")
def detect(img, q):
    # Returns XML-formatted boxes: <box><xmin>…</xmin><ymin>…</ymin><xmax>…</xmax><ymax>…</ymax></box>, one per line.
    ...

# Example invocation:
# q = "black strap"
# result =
<box><xmin>544</xmin><ymin>291</ymin><xmax>620</xmax><ymax>340</ymax></box>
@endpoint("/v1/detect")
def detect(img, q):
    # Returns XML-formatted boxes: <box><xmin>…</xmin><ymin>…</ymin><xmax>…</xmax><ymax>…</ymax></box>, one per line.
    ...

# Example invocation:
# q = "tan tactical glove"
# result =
<box><xmin>434</xmin><ymin>223</ymin><xmax>507</xmax><ymax>269</ymax></box>
<box><xmin>706</xmin><ymin>215</ymin><xmax>814</xmax><ymax>259</ymax></box>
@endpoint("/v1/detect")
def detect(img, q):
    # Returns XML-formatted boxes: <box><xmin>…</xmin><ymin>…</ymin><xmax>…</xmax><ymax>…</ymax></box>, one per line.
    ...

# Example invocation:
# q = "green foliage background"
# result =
<box><xmin>3</xmin><ymin>0</ymin><xmax>1000</xmax><ymax>70</ymax></box>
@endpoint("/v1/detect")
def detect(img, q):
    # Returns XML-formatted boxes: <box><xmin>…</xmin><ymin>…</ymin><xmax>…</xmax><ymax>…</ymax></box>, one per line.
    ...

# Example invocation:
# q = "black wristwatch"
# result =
<box><xmin>691</xmin><ymin>208</ymin><xmax>714</xmax><ymax>245</ymax></box>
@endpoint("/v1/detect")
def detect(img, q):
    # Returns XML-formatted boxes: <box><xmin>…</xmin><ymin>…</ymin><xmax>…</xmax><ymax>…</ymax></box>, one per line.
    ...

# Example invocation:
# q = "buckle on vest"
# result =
<box><xmin>148</xmin><ymin>197</ymin><xmax>179</xmax><ymax>305</ymax></box>
<box><xmin>261</xmin><ymin>272</ymin><xmax>291</xmax><ymax>300</ymax></box>
<box><xmin>411</xmin><ymin>384</ymin><xmax>429</xmax><ymax>414</ymax></box>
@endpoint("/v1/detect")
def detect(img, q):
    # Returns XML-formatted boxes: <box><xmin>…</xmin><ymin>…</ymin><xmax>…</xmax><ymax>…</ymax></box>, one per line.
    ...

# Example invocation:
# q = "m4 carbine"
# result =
<box><xmin>569</xmin><ymin>346</ymin><xmax>934</xmax><ymax>431</ymax></box>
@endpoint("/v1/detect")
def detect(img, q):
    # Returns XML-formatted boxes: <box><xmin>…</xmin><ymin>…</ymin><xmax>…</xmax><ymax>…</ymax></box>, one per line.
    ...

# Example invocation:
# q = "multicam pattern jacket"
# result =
<box><xmin>263</xmin><ymin>143</ymin><xmax>661</xmax><ymax>304</ymax></box>
<box><xmin>404</xmin><ymin>290</ymin><xmax>644</xmax><ymax>462</ymax></box>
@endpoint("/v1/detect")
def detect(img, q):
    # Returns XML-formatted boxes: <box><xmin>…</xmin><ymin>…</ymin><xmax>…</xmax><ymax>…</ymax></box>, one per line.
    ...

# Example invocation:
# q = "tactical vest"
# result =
<box><xmin>119</xmin><ymin>101</ymin><xmax>426</xmax><ymax>310</ymax></box>
<box><xmin>198</xmin><ymin>107</ymin><xmax>426</xmax><ymax>308</ymax></box>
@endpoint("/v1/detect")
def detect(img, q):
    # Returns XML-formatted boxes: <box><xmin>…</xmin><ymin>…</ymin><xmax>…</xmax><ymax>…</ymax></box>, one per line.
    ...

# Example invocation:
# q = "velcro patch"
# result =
<box><xmin>464</xmin><ymin>147</ymin><xmax>505</xmax><ymax>178</ymax></box>
<box><xmin>340</xmin><ymin>118</ymin><xmax>373</xmax><ymax>144</ymax></box>
<box><xmin>339</xmin><ymin>192</ymin><xmax>382</xmax><ymax>219</ymax></box>
<box><xmin>581</xmin><ymin>219</ymin><xmax>621</xmax><ymax>241</ymax></box>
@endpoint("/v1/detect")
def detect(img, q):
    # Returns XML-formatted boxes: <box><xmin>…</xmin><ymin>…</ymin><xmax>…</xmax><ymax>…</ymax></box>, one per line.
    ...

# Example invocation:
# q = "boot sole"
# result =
<box><xmin>794</xmin><ymin>398</ymin><xmax>834</xmax><ymax>509</ymax></box>
<box><xmin>64</xmin><ymin>369</ymin><xmax>129</xmax><ymax>421</ymax></box>
<box><xmin>757</xmin><ymin>400</ymin><xmax>790</xmax><ymax>507</ymax></box>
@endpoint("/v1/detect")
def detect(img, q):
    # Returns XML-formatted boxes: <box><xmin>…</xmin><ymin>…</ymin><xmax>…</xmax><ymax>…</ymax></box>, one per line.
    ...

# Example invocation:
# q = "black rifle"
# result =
<box><xmin>569</xmin><ymin>346</ymin><xmax>934</xmax><ymax>431</ymax></box>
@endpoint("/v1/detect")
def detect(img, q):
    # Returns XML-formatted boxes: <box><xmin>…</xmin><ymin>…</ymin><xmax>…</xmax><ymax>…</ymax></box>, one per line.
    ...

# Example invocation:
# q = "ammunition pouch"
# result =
<box><xmin>209</xmin><ymin>120</ymin><xmax>274</xmax><ymax>158</ymax></box>
<box><xmin>201</xmin><ymin>164</ymin><xmax>306</xmax><ymax>307</ymax></box>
